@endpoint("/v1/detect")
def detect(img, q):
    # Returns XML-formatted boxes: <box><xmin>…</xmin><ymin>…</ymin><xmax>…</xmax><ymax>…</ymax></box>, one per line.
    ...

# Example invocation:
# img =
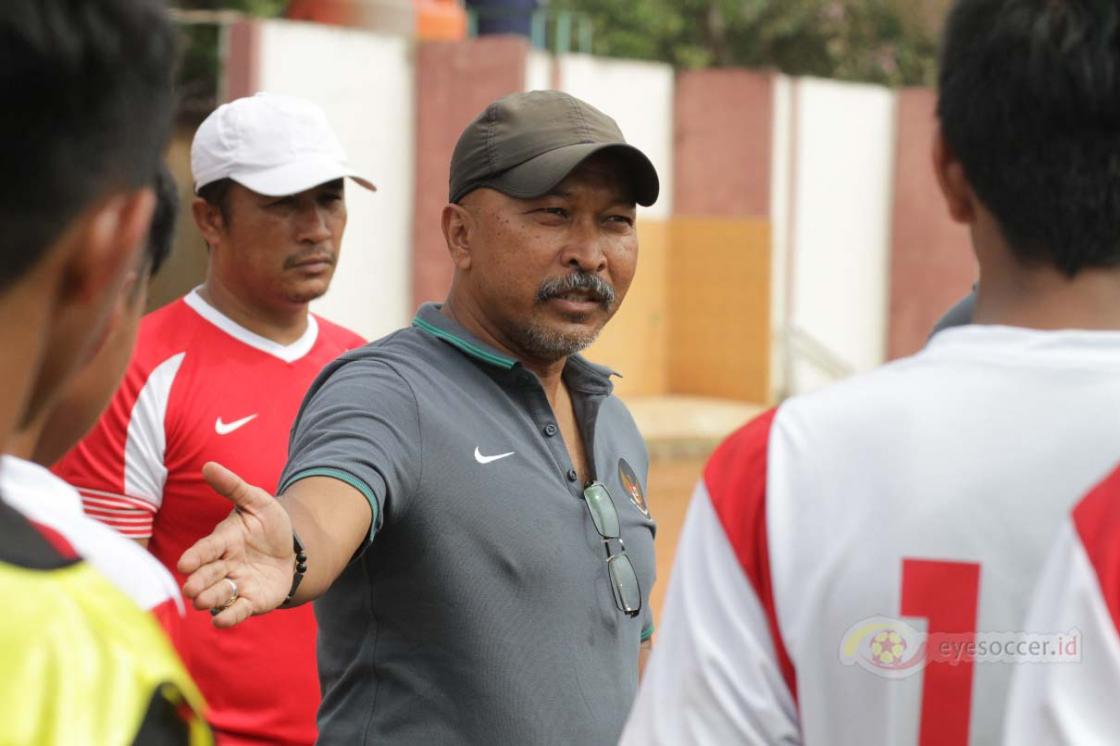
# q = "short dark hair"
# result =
<box><xmin>197</xmin><ymin>177</ymin><xmax>234</xmax><ymax>226</ymax></box>
<box><xmin>146</xmin><ymin>165</ymin><xmax>178</xmax><ymax>278</ymax></box>
<box><xmin>0</xmin><ymin>0</ymin><xmax>176</xmax><ymax>290</ymax></box>
<box><xmin>938</xmin><ymin>0</ymin><xmax>1120</xmax><ymax>276</ymax></box>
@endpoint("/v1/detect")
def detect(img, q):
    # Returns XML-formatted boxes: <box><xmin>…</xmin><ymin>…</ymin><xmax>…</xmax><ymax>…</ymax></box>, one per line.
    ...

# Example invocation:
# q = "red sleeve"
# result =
<box><xmin>703</xmin><ymin>407</ymin><xmax>797</xmax><ymax>703</ymax></box>
<box><xmin>52</xmin><ymin>349</ymin><xmax>178</xmax><ymax>540</ymax></box>
<box><xmin>1073</xmin><ymin>465</ymin><xmax>1120</xmax><ymax>636</ymax></box>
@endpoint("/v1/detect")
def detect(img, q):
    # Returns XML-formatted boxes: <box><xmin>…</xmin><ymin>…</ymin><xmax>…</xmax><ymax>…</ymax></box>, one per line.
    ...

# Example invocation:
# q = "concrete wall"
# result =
<box><xmin>201</xmin><ymin>22</ymin><xmax>976</xmax><ymax>403</ymax></box>
<box><xmin>252</xmin><ymin>20</ymin><xmax>414</xmax><ymax>341</ymax></box>
<box><xmin>784</xmin><ymin>77</ymin><xmax>896</xmax><ymax>394</ymax></box>
<box><xmin>674</xmin><ymin>69</ymin><xmax>773</xmax><ymax>219</ymax></box>
<box><xmin>769</xmin><ymin>74</ymin><xmax>794</xmax><ymax>402</ymax></box>
<box><xmin>411</xmin><ymin>36</ymin><xmax>532</xmax><ymax>309</ymax></box>
<box><xmin>556</xmin><ymin>54</ymin><xmax>676</xmax><ymax>397</ymax></box>
<box><xmin>670</xmin><ymin>69</ymin><xmax>776</xmax><ymax>402</ymax></box>
<box><xmin>887</xmin><ymin>88</ymin><xmax>975</xmax><ymax>359</ymax></box>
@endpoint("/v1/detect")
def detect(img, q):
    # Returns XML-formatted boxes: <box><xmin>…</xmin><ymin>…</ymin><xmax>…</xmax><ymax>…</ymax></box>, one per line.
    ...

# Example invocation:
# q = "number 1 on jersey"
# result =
<box><xmin>900</xmin><ymin>558</ymin><xmax>981</xmax><ymax>746</ymax></box>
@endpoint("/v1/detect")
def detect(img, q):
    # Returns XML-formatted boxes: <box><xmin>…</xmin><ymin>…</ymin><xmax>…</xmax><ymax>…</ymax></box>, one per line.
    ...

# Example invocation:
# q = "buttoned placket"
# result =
<box><xmin>510</xmin><ymin>366</ymin><xmax>603</xmax><ymax>499</ymax></box>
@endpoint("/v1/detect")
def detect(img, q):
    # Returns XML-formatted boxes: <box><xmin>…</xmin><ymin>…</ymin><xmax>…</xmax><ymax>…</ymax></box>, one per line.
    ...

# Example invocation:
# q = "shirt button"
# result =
<box><xmin>543</xmin><ymin>423</ymin><xmax>558</xmax><ymax>437</ymax></box>
<box><xmin>566</xmin><ymin>468</ymin><xmax>578</xmax><ymax>482</ymax></box>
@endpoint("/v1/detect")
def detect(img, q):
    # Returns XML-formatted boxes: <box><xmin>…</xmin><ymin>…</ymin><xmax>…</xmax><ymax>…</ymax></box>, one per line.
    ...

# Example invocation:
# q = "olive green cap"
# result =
<box><xmin>448</xmin><ymin>90</ymin><xmax>660</xmax><ymax>206</ymax></box>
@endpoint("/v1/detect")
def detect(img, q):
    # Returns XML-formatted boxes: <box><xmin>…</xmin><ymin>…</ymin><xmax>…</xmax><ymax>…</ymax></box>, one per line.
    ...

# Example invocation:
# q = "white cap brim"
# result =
<box><xmin>221</xmin><ymin>158</ymin><xmax>376</xmax><ymax>196</ymax></box>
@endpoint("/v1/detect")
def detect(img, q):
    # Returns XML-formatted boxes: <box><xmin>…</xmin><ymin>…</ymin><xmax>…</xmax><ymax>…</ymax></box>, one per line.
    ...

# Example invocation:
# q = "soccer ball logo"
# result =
<box><xmin>839</xmin><ymin>616</ymin><xmax>926</xmax><ymax>679</ymax></box>
<box><xmin>869</xmin><ymin>630</ymin><xmax>907</xmax><ymax>666</ymax></box>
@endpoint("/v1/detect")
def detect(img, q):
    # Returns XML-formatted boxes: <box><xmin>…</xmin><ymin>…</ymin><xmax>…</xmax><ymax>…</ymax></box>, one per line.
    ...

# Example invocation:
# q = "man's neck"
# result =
<box><xmin>7</xmin><ymin>424</ymin><xmax>39</xmax><ymax>462</ymax></box>
<box><xmin>973</xmin><ymin>263</ymin><xmax>1120</xmax><ymax>331</ymax></box>
<box><xmin>198</xmin><ymin>277</ymin><xmax>309</xmax><ymax>346</ymax></box>
<box><xmin>0</xmin><ymin>273</ymin><xmax>59</xmax><ymax>461</ymax></box>
<box><xmin>441</xmin><ymin>296</ymin><xmax>568</xmax><ymax>402</ymax></box>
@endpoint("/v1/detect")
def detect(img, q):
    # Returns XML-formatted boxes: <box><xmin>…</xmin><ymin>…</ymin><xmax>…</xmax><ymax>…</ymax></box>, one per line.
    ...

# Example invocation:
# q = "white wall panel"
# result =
<box><xmin>525</xmin><ymin>49</ymin><xmax>552</xmax><ymax>92</ymax></box>
<box><xmin>787</xmin><ymin>77</ymin><xmax>896</xmax><ymax>394</ymax></box>
<box><xmin>770</xmin><ymin>73</ymin><xmax>794</xmax><ymax>402</ymax></box>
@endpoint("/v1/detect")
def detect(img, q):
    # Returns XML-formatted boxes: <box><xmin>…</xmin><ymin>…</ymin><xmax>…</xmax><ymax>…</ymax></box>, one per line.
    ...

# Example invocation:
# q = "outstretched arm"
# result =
<box><xmin>178</xmin><ymin>462</ymin><xmax>371</xmax><ymax>628</ymax></box>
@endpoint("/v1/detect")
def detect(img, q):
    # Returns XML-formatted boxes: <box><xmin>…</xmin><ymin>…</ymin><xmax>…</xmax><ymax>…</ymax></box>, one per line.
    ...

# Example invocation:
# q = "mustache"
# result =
<box><xmin>283</xmin><ymin>250</ymin><xmax>337</xmax><ymax>270</ymax></box>
<box><xmin>536</xmin><ymin>272</ymin><xmax>616</xmax><ymax>308</ymax></box>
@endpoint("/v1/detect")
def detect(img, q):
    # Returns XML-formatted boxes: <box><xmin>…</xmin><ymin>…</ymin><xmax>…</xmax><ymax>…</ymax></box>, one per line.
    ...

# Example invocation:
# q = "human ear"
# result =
<box><xmin>191</xmin><ymin>196</ymin><xmax>225</xmax><ymax>249</ymax></box>
<box><xmin>932</xmin><ymin>128</ymin><xmax>976</xmax><ymax>225</ymax></box>
<box><xmin>442</xmin><ymin>203</ymin><xmax>474</xmax><ymax>272</ymax></box>
<box><xmin>62</xmin><ymin>188</ymin><xmax>155</xmax><ymax>306</ymax></box>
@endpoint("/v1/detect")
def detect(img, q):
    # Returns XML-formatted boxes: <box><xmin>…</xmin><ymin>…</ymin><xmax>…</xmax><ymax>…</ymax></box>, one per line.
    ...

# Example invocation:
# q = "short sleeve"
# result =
<box><xmin>622</xmin><ymin>409</ymin><xmax>801</xmax><ymax>746</ymax></box>
<box><xmin>54</xmin><ymin>352</ymin><xmax>183</xmax><ymax>540</ymax></box>
<box><xmin>1004</xmin><ymin>472</ymin><xmax>1120</xmax><ymax>746</ymax></box>
<box><xmin>278</xmin><ymin>358</ymin><xmax>421</xmax><ymax>545</ymax></box>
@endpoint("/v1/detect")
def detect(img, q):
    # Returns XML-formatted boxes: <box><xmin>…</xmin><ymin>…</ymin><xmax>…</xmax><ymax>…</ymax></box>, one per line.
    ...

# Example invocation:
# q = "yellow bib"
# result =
<box><xmin>0</xmin><ymin>559</ymin><xmax>211</xmax><ymax>745</ymax></box>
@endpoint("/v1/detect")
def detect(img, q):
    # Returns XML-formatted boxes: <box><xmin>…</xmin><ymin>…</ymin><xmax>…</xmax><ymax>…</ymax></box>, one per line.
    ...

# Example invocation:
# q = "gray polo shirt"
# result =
<box><xmin>279</xmin><ymin>303</ymin><xmax>657</xmax><ymax>746</ymax></box>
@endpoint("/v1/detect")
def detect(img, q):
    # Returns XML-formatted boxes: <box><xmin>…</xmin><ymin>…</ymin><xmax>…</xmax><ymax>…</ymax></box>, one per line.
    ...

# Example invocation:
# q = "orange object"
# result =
<box><xmin>414</xmin><ymin>0</ymin><xmax>467</xmax><ymax>40</ymax></box>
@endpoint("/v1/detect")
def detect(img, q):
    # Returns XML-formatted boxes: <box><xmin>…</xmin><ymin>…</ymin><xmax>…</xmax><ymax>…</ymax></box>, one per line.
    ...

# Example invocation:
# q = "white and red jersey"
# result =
<box><xmin>1003</xmin><ymin>466</ymin><xmax>1120</xmax><ymax>746</ymax></box>
<box><xmin>53</xmin><ymin>288</ymin><xmax>364</xmax><ymax>746</ymax></box>
<box><xmin>623</xmin><ymin>326</ymin><xmax>1120</xmax><ymax>746</ymax></box>
<box><xmin>0</xmin><ymin>455</ymin><xmax>184</xmax><ymax>644</ymax></box>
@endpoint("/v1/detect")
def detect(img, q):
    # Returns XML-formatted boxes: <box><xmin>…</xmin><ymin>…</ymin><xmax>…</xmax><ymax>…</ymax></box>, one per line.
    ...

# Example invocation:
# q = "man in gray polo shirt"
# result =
<box><xmin>178</xmin><ymin>90</ymin><xmax>659</xmax><ymax>745</ymax></box>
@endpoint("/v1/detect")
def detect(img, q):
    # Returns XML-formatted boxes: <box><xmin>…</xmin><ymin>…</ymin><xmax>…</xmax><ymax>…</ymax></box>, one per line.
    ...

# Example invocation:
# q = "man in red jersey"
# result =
<box><xmin>55</xmin><ymin>92</ymin><xmax>370</xmax><ymax>746</ymax></box>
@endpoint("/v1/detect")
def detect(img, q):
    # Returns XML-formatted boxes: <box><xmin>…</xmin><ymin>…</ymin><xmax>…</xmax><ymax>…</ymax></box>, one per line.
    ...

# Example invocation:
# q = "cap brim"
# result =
<box><xmin>480</xmin><ymin>142</ymin><xmax>659</xmax><ymax>207</ymax></box>
<box><xmin>227</xmin><ymin>158</ymin><xmax>376</xmax><ymax>197</ymax></box>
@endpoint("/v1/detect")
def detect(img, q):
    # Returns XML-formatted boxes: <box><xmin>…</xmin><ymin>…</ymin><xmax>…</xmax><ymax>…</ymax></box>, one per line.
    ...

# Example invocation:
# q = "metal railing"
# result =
<box><xmin>466</xmin><ymin>7</ymin><xmax>593</xmax><ymax>54</ymax></box>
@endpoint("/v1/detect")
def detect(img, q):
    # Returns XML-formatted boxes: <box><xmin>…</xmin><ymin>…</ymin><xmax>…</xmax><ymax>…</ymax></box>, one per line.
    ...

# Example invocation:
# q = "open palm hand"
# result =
<box><xmin>178</xmin><ymin>462</ymin><xmax>295</xmax><ymax>628</ymax></box>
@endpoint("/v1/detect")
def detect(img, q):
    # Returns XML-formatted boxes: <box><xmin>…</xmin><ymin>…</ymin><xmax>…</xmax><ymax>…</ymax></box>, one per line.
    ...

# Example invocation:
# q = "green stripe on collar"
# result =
<box><xmin>412</xmin><ymin>316</ymin><xmax>517</xmax><ymax>370</ymax></box>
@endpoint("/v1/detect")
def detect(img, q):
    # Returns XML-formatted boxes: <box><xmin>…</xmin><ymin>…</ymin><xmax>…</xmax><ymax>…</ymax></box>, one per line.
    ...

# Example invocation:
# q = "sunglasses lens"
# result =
<box><xmin>607</xmin><ymin>553</ymin><xmax>641</xmax><ymax>617</ymax></box>
<box><xmin>583</xmin><ymin>483</ymin><xmax>620</xmax><ymax>539</ymax></box>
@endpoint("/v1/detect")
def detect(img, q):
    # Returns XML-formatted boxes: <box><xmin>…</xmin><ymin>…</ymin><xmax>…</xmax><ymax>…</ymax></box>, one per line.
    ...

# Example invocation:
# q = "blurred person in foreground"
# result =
<box><xmin>0</xmin><ymin>1</ymin><xmax>208</xmax><ymax>743</ymax></box>
<box><xmin>4</xmin><ymin>166</ymin><xmax>184</xmax><ymax>641</ymax></box>
<box><xmin>55</xmin><ymin>92</ymin><xmax>370</xmax><ymax>745</ymax></box>
<box><xmin>176</xmin><ymin>90</ymin><xmax>659</xmax><ymax>745</ymax></box>
<box><xmin>623</xmin><ymin>1</ymin><xmax>1120</xmax><ymax>743</ymax></box>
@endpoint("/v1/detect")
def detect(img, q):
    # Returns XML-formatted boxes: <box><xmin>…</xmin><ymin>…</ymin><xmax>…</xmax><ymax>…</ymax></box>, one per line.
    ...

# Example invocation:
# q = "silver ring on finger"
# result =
<box><xmin>212</xmin><ymin>577</ymin><xmax>239</xmax><ymax>615</ymax></box>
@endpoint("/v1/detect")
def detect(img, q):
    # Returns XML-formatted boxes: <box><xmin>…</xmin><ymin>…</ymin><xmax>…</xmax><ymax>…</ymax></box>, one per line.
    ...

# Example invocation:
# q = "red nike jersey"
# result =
<box><xmin>624</xmin><ymin>326</ymin><xmax>1120</xmax><ymax>746</ymax></box>
<box><xmin>1004</xmin><ymin>466</ymin><xmax>1120</xmax><ymax>745</ymax></box>
<box><xmin>53</xmin><ymin>289</ymin><xmax>364</xmax><ymax>745</ymax></box>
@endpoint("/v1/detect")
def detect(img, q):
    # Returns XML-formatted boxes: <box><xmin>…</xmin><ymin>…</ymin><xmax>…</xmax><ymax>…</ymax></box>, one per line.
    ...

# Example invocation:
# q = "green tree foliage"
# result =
<box><xmin>549</xmin><ymin>0</ymin><xmax>941</xmax><ymax>87</ymax></box>
<box><xmin>173</xmin><ymin>2</ymin><xmax>289</xmax><ymax>119</ymax></box>
<box><xmin>177</xmin><ymin>0</ymin><xmax>288</xmax><ymax>15</ymax></box>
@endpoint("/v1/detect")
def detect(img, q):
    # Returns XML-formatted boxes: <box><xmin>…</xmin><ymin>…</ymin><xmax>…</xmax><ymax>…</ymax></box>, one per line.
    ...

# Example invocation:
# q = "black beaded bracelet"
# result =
<box><xmin>279</xmin><ymin>529</ymin><xmax>307</xmax><ymax>608</ymax></box>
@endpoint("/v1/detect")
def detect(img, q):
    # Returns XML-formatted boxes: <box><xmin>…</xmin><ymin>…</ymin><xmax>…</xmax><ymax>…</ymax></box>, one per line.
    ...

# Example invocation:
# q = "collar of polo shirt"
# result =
<box><xmin>410</xmin><ymin>303</ymin><xmax>619</xmax><ymax>393</ymax></box>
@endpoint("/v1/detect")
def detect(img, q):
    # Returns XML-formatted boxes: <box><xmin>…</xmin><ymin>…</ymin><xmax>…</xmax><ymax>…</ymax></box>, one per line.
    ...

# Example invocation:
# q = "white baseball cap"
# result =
<box><xmin>190</xmin><ymin>92</ymin><xmax>376</xmax><ymax>196</ymax></box>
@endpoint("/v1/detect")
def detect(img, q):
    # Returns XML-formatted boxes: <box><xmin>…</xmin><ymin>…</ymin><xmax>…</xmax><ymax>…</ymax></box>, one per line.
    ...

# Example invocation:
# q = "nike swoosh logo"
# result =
<box><xmin>215</xmin><ymin>414</ymin><xmax>258</xmax><ymax>435</ymax></box>
<box><xmin>474</xmin><ymin>447</ymin><xmax>515</xmax><ymax>464</ymax></box>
